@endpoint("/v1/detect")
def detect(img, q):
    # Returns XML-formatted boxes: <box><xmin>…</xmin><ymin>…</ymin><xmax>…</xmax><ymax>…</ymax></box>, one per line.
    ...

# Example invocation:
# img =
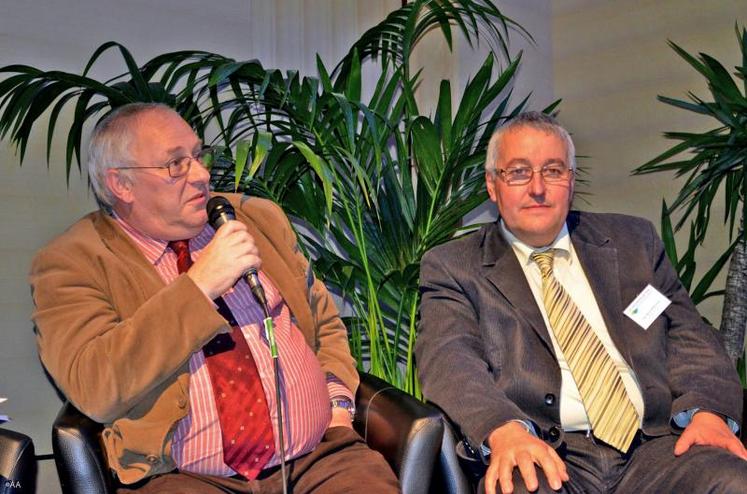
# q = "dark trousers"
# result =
<box><xmin>481</xmin><ymin>432</ymin><xmax>747</xmax><ymax>494</ymax></box>
<box><xmin>117</xmin><ymin>427</ymin><xmax>399</xmax><ymax>494</ymax></box>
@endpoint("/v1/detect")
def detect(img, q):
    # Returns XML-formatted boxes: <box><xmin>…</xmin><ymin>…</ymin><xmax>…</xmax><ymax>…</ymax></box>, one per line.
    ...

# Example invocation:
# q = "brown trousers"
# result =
<box><xmin>117</xmin><ymin>426</ymin><xmax>399</xmax><ymax>494</ymax></box>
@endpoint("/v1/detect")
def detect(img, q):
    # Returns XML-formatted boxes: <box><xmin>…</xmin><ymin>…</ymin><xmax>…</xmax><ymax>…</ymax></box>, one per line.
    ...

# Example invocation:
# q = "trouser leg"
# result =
<box><xmin>118</xmin><ymin>427</ymin><xmax>398</xmax><ymax>494</ymax></box>
<box><xmin>614</xmin><ymin>434</ymin><xmax>747</xmax><ymax>494</ymax></box>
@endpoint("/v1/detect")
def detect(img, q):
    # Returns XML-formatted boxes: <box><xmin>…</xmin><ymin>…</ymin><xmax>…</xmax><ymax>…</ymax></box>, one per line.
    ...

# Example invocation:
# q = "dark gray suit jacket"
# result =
<box><xmin>415</xmin><ymin>211</ymin><xmax>742</xmax><ymax>450</ymax></box>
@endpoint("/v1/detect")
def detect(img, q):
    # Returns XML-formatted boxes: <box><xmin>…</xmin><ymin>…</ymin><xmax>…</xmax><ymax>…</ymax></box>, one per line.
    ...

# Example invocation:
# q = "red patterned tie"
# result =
<box><xmin>169</xmin><ymin>240</ymin><xmax>276</xmax><ymax>479</ymax></box>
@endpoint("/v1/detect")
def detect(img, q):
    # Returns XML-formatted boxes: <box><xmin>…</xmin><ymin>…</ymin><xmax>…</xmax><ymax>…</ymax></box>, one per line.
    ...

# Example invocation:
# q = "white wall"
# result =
<box><xmin>0</xmin><ymin>1</ymin><xmax>549</xmax><ymax>492</ymax></box>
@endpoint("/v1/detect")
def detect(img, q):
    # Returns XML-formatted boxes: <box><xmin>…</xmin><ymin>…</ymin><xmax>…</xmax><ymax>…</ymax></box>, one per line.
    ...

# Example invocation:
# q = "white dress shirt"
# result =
<box><xmin>500</xmin><ymin>222</ymin><xmax>645</xmax><ymax>432</ymax></box>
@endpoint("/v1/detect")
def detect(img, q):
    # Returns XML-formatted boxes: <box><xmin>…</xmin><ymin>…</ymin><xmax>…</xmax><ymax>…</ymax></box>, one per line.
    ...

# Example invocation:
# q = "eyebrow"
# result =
<box><xmin>163</xmin><ymin>142</ymin><xmax>203</xmax><ymax>157</ymax></box>
<box><xmin>504</xmin><ymin>158</ymin><xmax>567</xmax><ymax>168</ymax></box>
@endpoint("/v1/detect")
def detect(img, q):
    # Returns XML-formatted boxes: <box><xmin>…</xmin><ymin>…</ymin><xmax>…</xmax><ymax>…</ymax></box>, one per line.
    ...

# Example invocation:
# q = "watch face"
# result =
<box><xmin>331</xmin><ymin>399</ymin><xmax>356</xmax><ymax>417</ymax></box>
<box><xmin>332</xmin><ymin>399</ymin><xmax>353</xmax><ymax>408</ymax></box>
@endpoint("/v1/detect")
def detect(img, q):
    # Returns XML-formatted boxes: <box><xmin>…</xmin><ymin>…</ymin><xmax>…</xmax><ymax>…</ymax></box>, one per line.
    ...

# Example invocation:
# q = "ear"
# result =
<box><xmin>105</xmin><ymin>169</ymin><xmax>135</xmax><ymax>205</ymax></box>
<box><xmin>568</xmin><ymin>173</ymin><xmax>576</xmax><ymax>205</ymax></box>
<box><xmin>486</xmin><ymin>171</ymin><xmax>498</xmax><ymax>203</ymax></box>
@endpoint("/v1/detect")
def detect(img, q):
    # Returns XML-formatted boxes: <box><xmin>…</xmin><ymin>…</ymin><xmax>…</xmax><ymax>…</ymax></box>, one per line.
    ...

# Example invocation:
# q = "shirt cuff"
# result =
<box><xmin>326</xmin><ymin>373</ymin><xmax>354</xmax><ymax>402</ymax></box>
<box><xmin>673</xmin><ymin>408</ymin><xmax>740</xmax><ymax>434</ymax></box>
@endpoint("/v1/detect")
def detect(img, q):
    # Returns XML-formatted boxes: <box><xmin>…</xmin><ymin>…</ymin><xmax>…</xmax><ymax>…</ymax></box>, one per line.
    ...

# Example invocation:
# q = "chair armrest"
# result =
<box><xmin>0</xmin><ymin>428</ymin><xmax>36</xmax><ymax>494</ymax></box>
<box><xmin>52</xmin><ymin>402</ymin><xmax>114</xmax><ymax>494</ymax></box>
<box><xmin>354</xmin><ymin>372</ymin><xmax>444</xmax><ymax>494</ymax></box>
<box><xmin>434</xmin><ymin>421</ymin><xmax>473</xmax><ymax>494</ymax></box>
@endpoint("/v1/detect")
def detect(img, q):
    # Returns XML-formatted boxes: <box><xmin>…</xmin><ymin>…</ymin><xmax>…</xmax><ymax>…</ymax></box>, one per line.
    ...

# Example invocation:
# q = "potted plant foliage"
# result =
<box><xmin>633</xmin><ymin>25</ymin><xmax>747</xmax><ymax>383</ymax></box>
<box><xmin>0</xmin><ymin>0</ymin><xmax>552</xmax><ymax>396</ymax></box>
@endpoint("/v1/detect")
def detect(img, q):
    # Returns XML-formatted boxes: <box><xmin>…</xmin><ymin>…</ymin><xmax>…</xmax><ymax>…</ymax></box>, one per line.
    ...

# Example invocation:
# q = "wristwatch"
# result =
<box><xmin>330</xmin><ymin>397</ymin><xmax>356</xmax><ymax>421</ymax></box>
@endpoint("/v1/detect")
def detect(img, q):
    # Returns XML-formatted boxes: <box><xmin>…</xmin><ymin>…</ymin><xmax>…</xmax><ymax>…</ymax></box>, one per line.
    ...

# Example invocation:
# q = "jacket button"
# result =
<box><xmin>177</xmin><ymin>397</ymin><xmax>188</xmax><ymax>409</ymax></box>
<box><xmin>544</xmin><ymin>393</ymin><xmax>556</xmax><ymax>406</ymax></box>
<box><xmin>146</xmin><ymin>455</ymin><xmax>160</xmax><ymax>465</ymax></box>
<box><xmin>548</xmin><ymin>426</ymin><xmax>561</xmax><ymax>441</ymax></box>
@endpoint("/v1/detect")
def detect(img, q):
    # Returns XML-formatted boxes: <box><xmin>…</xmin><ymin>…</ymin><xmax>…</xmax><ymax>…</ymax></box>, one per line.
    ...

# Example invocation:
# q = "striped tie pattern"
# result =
<box><xmin>531</xmin><ymin>250</ymin><xmax>639</xmax><ymax>452</ymax></box>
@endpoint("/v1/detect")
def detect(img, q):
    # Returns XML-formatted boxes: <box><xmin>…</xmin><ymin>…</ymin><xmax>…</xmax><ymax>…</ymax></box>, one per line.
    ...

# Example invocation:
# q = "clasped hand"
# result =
<box><xmin>187</xmin><ymin>221</ymin><xmax>262</xmax><ymax>300</ymax></box>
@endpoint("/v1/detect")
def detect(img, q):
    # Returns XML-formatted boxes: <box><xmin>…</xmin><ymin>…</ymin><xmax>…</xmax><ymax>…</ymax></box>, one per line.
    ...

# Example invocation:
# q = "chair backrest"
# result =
<box><xmin>52</xmin><ymin>402</ymin><xmax>114</xmax><ymax>494</ymax></box>
<box><xmin>51</xmin><ymin>373</ymin><xmax>471</xmax><ymax>494</ymax></box>
<box><xmin>0</xmin><ymin>428</ymin><xmax>36</xmax><ymax>494</ymax></box>
<box><xmin>355</xmin><ymin>373</ymin><xmax>470</xmax><ymax>494</ymax></box>
<box><xmin>433</xmin><ymin>422</ymin><xmax>473</xmax><ymax>494</ymax></box>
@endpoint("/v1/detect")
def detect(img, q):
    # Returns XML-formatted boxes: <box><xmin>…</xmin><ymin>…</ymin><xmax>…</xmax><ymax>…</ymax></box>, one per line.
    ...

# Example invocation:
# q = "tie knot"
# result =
<box><xmin>168</xmin><ymin>240</ymin><xmax>193</xmax><ymax>274</ymax></box>
<box><xmin>531</xmin><ymin>250</ymin><xmax>555</xmax><ymax>278</ymax></box>
<box><xmin>168</xmin><ymin>240</ymin><xmax>190</xmax><ymax>256</ymax></box>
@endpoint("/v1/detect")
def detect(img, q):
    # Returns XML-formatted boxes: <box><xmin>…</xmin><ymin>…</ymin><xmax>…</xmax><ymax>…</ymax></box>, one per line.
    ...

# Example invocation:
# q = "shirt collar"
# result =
<box><xmin>499</xmin><ymin>220</ymin><xmax>572</xmax><ymax>267</ymax></box>
<box><xmin>111</xmin><ymin>211</ymin><xmax>212</xmax><ymax>265</ymax></box>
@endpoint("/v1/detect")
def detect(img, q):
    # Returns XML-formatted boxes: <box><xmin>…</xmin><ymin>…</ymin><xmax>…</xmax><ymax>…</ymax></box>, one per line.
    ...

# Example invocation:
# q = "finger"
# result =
<box><xmin>535</xmin><ymin>450</ymin><xmax>564</xmax><ymax>490</ymax></box>
<box><xmin>549</xmin><ymin>448</ymin><xmax>570</xmax><ymax>481</ymax></box>
<box><xmin>515</xmin><ymin>453</ymin><xmax>539</xmax><ymax>492</ymax></box>
<box><xmin>497</xmin><ymin>457</ymin><xmax>516</xmax><ymax>494</ymax></box>
<box><xmin>539</xmin><ymin>445</ymin><xmax>568</xmax><ymax>482</ymax></box>
<box><xmin>674</xmin><ymin>432</ymin><xmax>695</xmax><ymax>456</ymax></box>
<box><xmin>484</xmin><ymin>463</ymin><xmax>500</xmax><ymax>494</ymax></box>
<box><xmin>724</xmin><ymin>438</ymin><xmax>747</xmax><ymax>460</ymax></box>
<box><xmin>214</xmin><ymin>220</ymin><xmax>243</xmax><ymax>235</ymax></box>
<box><xmin>236</xmin><ymin>254</ymin><xmax>262</xmax><ymax>272</ymax></box>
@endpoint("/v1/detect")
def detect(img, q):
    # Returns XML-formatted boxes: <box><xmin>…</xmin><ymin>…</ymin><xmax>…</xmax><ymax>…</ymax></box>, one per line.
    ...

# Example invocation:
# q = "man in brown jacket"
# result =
<box><xmin>29</xmin><ymin>103</ymin><xmax>398</xmax><ymax>493</ymax></box>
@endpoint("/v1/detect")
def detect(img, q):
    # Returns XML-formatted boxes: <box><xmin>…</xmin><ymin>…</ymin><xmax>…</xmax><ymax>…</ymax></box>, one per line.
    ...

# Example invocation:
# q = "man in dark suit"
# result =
<box><xmin>415</xmin><ymin>111</ymin><xmax>747</xmax><ymax>493</ymax></box>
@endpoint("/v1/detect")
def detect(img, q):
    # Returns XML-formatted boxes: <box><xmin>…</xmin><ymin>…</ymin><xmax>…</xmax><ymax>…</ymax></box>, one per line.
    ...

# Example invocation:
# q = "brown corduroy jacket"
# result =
<box><xmin>30</xmin><ymin>193</ymin><xmax>357</xmax><ymax>484</ymax></box>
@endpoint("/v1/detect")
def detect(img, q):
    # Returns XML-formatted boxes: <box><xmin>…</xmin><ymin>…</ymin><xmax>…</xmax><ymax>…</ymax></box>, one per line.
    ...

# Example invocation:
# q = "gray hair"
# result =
<box><xmin>485</xmin><ymin>111</ymin><xmax>576</xmax><ymax>176</ymax></box>
<box><xmin>87</xmin><ymin>102</ymin><xmax>176</xmax><ymax>208</ymax></box>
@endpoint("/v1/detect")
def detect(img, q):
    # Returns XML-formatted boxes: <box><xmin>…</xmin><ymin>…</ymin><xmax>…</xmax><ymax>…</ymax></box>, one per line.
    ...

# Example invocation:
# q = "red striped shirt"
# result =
<box><xmin>114</xmin><ymin>216</ymin><xmax>352</xmax><ymax>476</ymax></box>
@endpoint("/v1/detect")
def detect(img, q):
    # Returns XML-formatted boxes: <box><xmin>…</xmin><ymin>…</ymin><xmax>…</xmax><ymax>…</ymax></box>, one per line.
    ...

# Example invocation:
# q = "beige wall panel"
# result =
<box><xmin>554</xmin><ymin>0</ymin><xmax>747</xmax><ymax>324</ymax></box>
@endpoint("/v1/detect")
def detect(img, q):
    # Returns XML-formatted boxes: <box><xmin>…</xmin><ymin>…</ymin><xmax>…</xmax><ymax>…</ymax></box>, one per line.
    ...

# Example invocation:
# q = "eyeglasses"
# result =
<box><xmin>114</xmin><ymin>146</ymin><xmax>214</xmax><ymax>178</ymax></box>
<box><xmin>496</xmin><ymin>162</ymin><xmax>573</xmax><ymax>186</ymax></box>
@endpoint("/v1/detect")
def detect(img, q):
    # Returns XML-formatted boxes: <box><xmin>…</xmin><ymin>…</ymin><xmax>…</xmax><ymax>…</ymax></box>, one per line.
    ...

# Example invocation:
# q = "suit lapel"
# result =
<box><xmin>568</xmin><ymin>213</ymin><xmax>634</xmax><ymax>365</ymax></box>
<box><xmin>481</xmin><ymin>224</ymin><xmax>556</xmax><ymax>353</ymax></box>
<box><xmin>93</xmin><ymin>212</ymin><xmax>167</xmax><ymax>296</ymax></box>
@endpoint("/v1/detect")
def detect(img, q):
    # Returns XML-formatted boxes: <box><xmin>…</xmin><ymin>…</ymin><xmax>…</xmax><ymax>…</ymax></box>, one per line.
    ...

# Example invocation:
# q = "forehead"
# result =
<box><xmin>129</xmin><ymin>109</ymin><xmax>199</xmax><ymax>156</ymax></box>
<box><xmin>499</xmin><ymin>126</ymin><xmax>567</xmax><ymax>161</ymax></box>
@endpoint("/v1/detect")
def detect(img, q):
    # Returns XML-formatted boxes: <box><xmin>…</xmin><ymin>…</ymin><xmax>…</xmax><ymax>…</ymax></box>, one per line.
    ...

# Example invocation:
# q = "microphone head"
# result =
<box><xmin>206</xmin><ymin>196</ymin><xmax>236</xmax><ymax>229</ymax></box>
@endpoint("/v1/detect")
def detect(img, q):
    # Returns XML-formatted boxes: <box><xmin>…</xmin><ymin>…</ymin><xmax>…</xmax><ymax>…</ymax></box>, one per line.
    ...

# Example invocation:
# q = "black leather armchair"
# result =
<box><xmin>52</xmin><ymin>371</ymin><xmax>469</xmax><ymax>494</ymax></box>
<box><xmin>0</xmin><ymin>428</ymin><xmax>36</xmax><ymax>494</ymax></box>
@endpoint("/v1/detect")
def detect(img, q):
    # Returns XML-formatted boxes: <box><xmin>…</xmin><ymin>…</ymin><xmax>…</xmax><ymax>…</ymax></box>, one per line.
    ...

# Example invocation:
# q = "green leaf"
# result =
<box><xmin>660</xmin><ymin>200</ymin><xmax>678</xmax><ymax>265</ymax></box>
<box><xmin>690</xmin><ymin>236</ymin><xmax>739</xmax><ymax>304</ymax></box>
<box><xmin>233</xmin><ymin>139</ymin><xmax>251</xmax><ymax>191</ymax></box>
<box><xmin>344</xmin><ymin>49</ymin><xmax>361</xmax><ymax>103</ymax></box>
<box><xmin>435</xmin><ymin>80</ymin><xmax>453</xmax><ymax>156</ymax></box>
<box><xmin>248</xmin><ymin>131</ymin><xmax>272</xmax><ymax>180</ymax></box>
<box><xmin>290</xmin><ymin>140</ymin><xmax>333</xmax><ymax>216</ymax></box>
<box><xmin>409</xmin><ymin>116</ymin><xmax>443</xmax><ymax>197</ymax></box>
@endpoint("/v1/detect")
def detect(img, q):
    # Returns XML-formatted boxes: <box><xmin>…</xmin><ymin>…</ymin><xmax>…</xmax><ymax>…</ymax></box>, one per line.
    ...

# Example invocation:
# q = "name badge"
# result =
<box><xmin>623</xmin><ymin>284</ymin><xmax>671</xmax><ymax>330</ymax></box>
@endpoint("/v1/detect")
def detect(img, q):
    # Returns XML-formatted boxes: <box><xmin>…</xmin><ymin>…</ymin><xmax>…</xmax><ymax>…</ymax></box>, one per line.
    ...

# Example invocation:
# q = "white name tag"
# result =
<box><xmin>623</xmin><ymin>284</ymin><xmax>671</xmax><ymax>330</ymax></box>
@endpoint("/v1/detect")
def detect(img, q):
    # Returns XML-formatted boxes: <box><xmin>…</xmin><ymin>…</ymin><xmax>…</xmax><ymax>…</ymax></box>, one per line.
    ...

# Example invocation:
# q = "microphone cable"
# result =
<box><xmin>206</xmin><ymin>197</ymin><xmax>289</xmax><ymax>494</ymax></box>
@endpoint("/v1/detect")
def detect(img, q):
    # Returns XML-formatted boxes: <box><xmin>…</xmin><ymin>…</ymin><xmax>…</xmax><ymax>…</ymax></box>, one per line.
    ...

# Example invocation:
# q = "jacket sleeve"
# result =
<box><xmin>415</xmin><ymin>247</ymin><xmax>534</xmax><ymax>449</ymax></box>
<box><xmin>29</xmin><ymin>224</ymin><xmax>226</xmax><ymax>423</ymax></box>
<box><xmin>644</xmin><ymin>221</ymin><xmax>743</xmax><ymax>424</ymax></box>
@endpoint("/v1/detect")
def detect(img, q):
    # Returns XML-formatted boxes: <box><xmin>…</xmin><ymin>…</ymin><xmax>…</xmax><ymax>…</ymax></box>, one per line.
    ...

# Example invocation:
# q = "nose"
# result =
<box><xmin>187</xmin><ymin>158</ymin><xmax>211</xmax><ymax>185</ymax></box>
<box><xmin>527</xmin><ymin>169</ymin><xmax>546</xmax><ymax>196</ymax></box>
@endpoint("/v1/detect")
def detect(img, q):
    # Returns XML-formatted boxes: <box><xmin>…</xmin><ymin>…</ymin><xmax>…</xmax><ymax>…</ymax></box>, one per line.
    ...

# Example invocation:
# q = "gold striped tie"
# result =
<box><xmin>531</xmin><ymin>250</ymin><xmax>639</xmax><ymax>452</ymax></box>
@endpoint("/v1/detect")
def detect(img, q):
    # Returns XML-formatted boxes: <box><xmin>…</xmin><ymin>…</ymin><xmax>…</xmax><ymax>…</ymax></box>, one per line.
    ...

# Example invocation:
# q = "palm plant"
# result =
<box><xmin>633</xmin><ymin>25</ymin><xmax>747</xmax><ymax>375</ymax></box>
<box><xmin>0</xmin><ymin>0</ymin><xmax>546</xmax><ymax>395</ymax></box>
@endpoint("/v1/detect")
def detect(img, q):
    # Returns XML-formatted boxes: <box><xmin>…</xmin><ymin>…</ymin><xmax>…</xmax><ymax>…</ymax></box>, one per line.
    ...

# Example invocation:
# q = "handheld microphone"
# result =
<box><xmin>206</xmin><ymin>196</ymin><xmax>288</xmax><ymax>494</ymax></box>
<box><xmin>206</xmin><ymin>196</ymin><xmax>268</xmax><ymax>307</ymax></box>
